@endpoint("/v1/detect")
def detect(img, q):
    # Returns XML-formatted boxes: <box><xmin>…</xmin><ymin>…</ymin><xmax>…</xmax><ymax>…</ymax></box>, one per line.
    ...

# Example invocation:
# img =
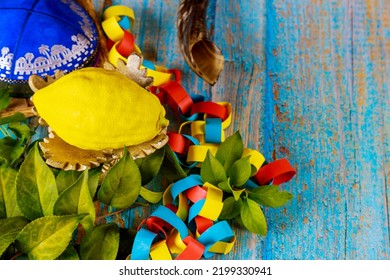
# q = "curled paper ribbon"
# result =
<box><xmin>103</xmin><ymin>5</ymin><xmax>135</xmax><ymax>25</ymax></box>
<box><xmin>102</xmin><ymin>7</ymin><xmax>173</xmax><ymax>86</ymax></box>
<box><xmin>130</xmin><ymin>175</ymin><xmax>236</xmax><ymax>260</ymax></box>
<box><xmin>98</xmin><ymin>4</ymin><xmax>296</xmax><ymax>261</ymax></box>
<box><xmin>254</xmin><ymin>158</ymin><xmax>296</xmax><ymax>185</ymax></box>
<box><xmin>158</xmin><ymin>80</ymin><xmax>194</xmax><ymax>115</ymax></box>
<box><xmin>243</xmin><ymin>148</ymin><xmax>266</xmax><ymax>174</ymax></box>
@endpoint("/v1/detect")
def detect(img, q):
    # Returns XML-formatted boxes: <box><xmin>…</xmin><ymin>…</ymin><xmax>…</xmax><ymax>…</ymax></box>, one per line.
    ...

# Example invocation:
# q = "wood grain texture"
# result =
<box><xmin>91</xmin><ymin>0</ymin><xmax>390</xmax><ymax>259</ymax></box>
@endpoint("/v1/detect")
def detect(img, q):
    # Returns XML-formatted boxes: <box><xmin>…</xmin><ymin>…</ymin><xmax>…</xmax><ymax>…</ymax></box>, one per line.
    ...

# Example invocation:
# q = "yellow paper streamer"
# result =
<box><xmin>144</xmin><ymin>67</ymin><xmax>172</xmax><ymax>86</ymax></box>
<box><xmin>208</xmin><ymin>236</ymin><xmax>236</xmax><ymax>254</ymax></box>
<box><xmin>243</xmin><ymin>148</ymin><xmax>266</xmax><ymax>173</ymax></box>
<box><xmin>102</xmin><ymin>16</ymin><xmax>125</xmax><ymax>42</ymax></box>
<box><xmin>166</xmin><ymin>229</ymin><xmax>187</xmax><ymax>255</ymax></box>
<box><xmin>187</xmin><ymin>144</ymin><xmax>219</xmax><ymax>163</ymax></box>
<box><xmin>163</xmin><ymin>184</ymin><xmax>189</xmax><ymax>221</ymax></box>
<box><xmin>198</xmin><ymin>182</ymin><xmax>223</xmax><ymax>220</ymax></box>
<box><xmin>107</xmin><ymin>42</ymin><xmax>127</xmax><ymax>67</ymax></box>
<box><xmin>150</xmin><ymin>240</ymin><xmax>173</xmax><ymax>260</ymax></box>
<box><xmin>103</xmin><ymin>5</ymin><xmax>135</xmax><ymax>25</ymax></box>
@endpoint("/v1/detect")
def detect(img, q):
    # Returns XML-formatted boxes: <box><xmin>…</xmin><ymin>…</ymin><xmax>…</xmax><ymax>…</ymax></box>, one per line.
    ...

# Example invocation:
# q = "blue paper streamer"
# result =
<box><xmin>188</xmin><ymin>199</ymin><xmax>206</xmax><ymax>223</ymax></box>
<box><xmin>118</xmin><ymin>16</ymin><xmax>131</xmax><ymax>30</ymax></box>
<box><xmin>171</xmin><ymin>134</ymin><xmax>200</xmax><ymax>168</ymax></box>
<box><xmin>170</xmin><ymin>174</ymin><xmax>203</xmax><ymax>201</ymax></box>
<box><xmin>150</xmin><ymin>205</ymin><xmax>189</xmax><ymax>239</ymax></box>
<box><xmin>130</xmin><ymin>228</ymin><xmax>157</xmax><ymax>260</ymax></box>
<box><xmin>205</xmin><ymin>118</ymin><xmax>222</xmax><ymax>143</ymax></box>
<box><xmin>142</xmin><ymin>59</ymin><xmax>156</xmax><ymax>70</ymax></box>
<box><xmin>197</xmin><ymin>221</ymin><xmax>235</xmax><ymax>258</ymax></box>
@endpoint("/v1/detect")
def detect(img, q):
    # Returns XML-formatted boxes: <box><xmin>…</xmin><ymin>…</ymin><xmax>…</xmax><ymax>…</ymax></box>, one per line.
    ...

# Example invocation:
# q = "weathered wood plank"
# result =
<box><xmin>259</xmin><ymin>0</ymin><xmax>390</xmax><ymax>259</ymax></box>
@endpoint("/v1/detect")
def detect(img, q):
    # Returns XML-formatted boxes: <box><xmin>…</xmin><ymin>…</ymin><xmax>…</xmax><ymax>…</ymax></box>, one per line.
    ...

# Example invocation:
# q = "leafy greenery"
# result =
<box><xmin>0</xmin><ymin>113</ymin><xmax>172</xmax><ymax>259</ymax></box>
<box><xmin>0</xmin><ymin>106</ymin><xmax>293</xmax><ymax>259</ymax></box>
<box><xmin>0</xmin><ymin>88</ymin><xmax>11</xmax><ymax>111</ymax></box>
<box><xmin>15</xmin><ymin>214</ymin><xmax>87</xmax><ymax>260</ymax></box>
<box><xmin>97</xmin><ymin>148</ymin><xmax>142</xmax><ymax>209</ymax></box>
<box><xmin>0</xmin><ymin>166</ymin><xmax>21</xmax><ymax>218</ymax></box>
<box><xmin>200</xmin><ymin>132</ymin><xmax>293</xmax><ymax>236</ymax></box>
<box><xmin>215</xmin><ymin>131</ymin><xmax>244</xmax><ymax>171</ymax></box>
<box><xmin>16</xmin><ymin>143</ymin><xmax>58</xmax><ymax>220</ymax></box>
<box><xmin>200</xmin><ymin>150</ymin><xmax>227</xmax><ymax>185</ymax></box>
<box><xmin>0</xmin><ymin>216</ymin><xmax>29</xmax><ymax>256</ymax></box>
<box><xmin>53</xmin><ymin>170</ymin><xmax>95</xmax><ymax>233</ymax></box>
<box><xmin>249</xmin><ymin>185</ymin><xmax>294</xmax><ymax>208</ymax></box>
<box><xmin>135</xmin><ymin>147</ymin><xmax>165</xmax><ymax>185</ymax></box>
<box><xmin>79</xmin><ymin>223</ymin><xmax>119</xmax><ymax>260</ymax></box>
<box><xmin>0</xmin><ymin>112</ymin><xmax>26</xmax><ymax>126</ymax></box>
<box><xmin>159</xmin><ymin>145</ymin><xmax>187</xmax><ymax>182</ymax></box>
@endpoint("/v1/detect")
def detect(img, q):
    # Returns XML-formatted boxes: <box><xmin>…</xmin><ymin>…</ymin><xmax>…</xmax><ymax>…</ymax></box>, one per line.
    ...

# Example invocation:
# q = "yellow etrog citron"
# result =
<box><xmin>32</xmin><ymin>67</ymin><xmax>169</xmax><ymax>150</ymax></box>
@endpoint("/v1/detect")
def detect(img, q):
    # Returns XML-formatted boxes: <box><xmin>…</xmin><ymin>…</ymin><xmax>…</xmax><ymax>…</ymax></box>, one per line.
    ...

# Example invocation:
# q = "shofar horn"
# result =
<box><xmin>177</xmin><ymin>0</ymin><xmax>224</xmax><ymax>85</ymax></box>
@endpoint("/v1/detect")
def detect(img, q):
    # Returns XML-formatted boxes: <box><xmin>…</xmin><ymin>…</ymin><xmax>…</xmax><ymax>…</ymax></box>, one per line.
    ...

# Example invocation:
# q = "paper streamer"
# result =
<box><xmin>102</xmin><ymin>8</ymin><xmax>172</xmax><ymax>85</ymax></box>
<box><xmin>99</xmin><ymin>4</ymin><xmax>297</xmax><ymax>261</ymax></box>
<box><xmin>130</xmin><ymin>175</ymin><xmax>236</xmax><ymax>260</ymax></box>
<box><xmin>254</xmin><ymin>158</ymin><xmax>296</xmax><ymax>185</ymax></box>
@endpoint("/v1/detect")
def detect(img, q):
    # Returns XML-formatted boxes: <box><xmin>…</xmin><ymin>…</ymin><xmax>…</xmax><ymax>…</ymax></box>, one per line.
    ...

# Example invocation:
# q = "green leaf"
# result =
<box><xmin>56</xmin><ymin>244</ymin><xmax>79</xmax><ymax>260</ymax></box>
<box><xmin>217</xmin><ymin>178</ymin><xmax>244</xmax><ymax>200</ymax></box>
<box><xmin>249</xmin><ymin>185</ymin><xmax>293</xmax><ymax>208</ymax></box>
<box><xmin>0</xmin><ymin>137</ymin><xmax>16</xmax><ymax>165</ymax></box>
<box><xmin>139</xmin><ymin>187</ymin><xmax>162</xmax><ymax>203</ymax></box>
<box><xmin>56</xmin><ymin>170</ymin><xmax>80</xmax><ymax>195</ymax></box>
<box><xmin>56</xmin><ymin>168</ymin><xmax>101</xmax><ymax>199</ymax></box>
<box><xmin>0</xmin><ymin>165</ymin><xmax>22</xmax><ymax>218</ymax></box>
<box><xmin>215</xmin><ymin>131</ymin><xmax>244</xmax><ymax>172</ymax></box>
<box><xmin>0</xmin><ymin>112</ymin><xmax>26</xmax><ymax>126</ymax></box>
<box><xmin>234</xmin><ymin>215</ymin><xmax>244</xmax><ymax>228</ymax></box>
<box><xmin>9</xmin><ymin>138</ymin><xmax>26</xmax><ymax>166</ymax></box>
<box><xmin>159</xmin><ymin>145</ymin><xmax>187</xmax><ymax>182</ymax></box>
<box><xmin>16</xmin><ymin>143</ymin><xmax>58</xmax><ymax>220</ymax></box>
<box><xmin>79</xmin><ymin>223</ymin><xmax>119</xmax><ymax>260</ymax></box>
<box><xmin>232</xmin><ymin>188</ymin><xmax>245</xmax><ymax>201</ymax></box>
<box><xmin>0</xmin><ymin>216</ymin><xmax>29</xmax><ymax>256</ymax></box>
<box><xmin>135</xmin><ymin>147</ymin><xmax>165</xmax><ymax>185</ymax></box>
<box><xmin>15</xmin><ymin>214</ymin><xmax>86</xmax><ymax>260</ymax></box>
<box><xmin>200</xmin><ymin>150</ymin><xmax>227</xmax><ymax>185</ymax></box>
<box><xmin>250</xmin><ymin>165</ymin><xmax>258</xmax><ymax>177</ymax></box>
<box><xmin>8</xmin><ymin>122</ymin><xmax>33</xmax><ymax>140</ymax></box>
<box><xmin>88</xmin><ymin>168</ymin><xmax>101</xmax><ymax>199</ymax></box>
<box><xmin>53</xmin><ymin>170</ymin><xmax>95</xmax><ymax>233</ymax></box>
<box><xmin>240</xmin><ymin>198</ymin><xmax>267</xmax><ymax>235</ymax></box>
<box><xmin>228</xmin><ymin>156</ymin><xmax>252</xmax><ymax>187</ymax></box>
<box><xmin>98</xmin><ymin>148</ymin><xmax>141</xmax><ymax>209</ymax></box>
<box><xmin>0</xmin><ymin>88</ymin><xmax>10</xmax><ymax>111</ymax></box>
<box><xmin>219</xmin><ymin>196</ymin><xmax>241</xmax><ymax>220</ymax></box>
<box><xmin>218</xmin><ymin>179</ymin><xmax>232</xmax><ymax>193</ymax></box>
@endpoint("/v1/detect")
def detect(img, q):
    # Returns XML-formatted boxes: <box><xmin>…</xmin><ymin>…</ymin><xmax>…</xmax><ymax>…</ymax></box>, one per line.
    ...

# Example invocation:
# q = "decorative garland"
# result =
<box><xmin>101</xmin><ymin>5</ymin><xmax>296</xmax><ymax>260</ymax></box>
<box><xmin>0</xmin><ymin>3</ymin><xmax>296</xmax><ymax>261</ymax></box>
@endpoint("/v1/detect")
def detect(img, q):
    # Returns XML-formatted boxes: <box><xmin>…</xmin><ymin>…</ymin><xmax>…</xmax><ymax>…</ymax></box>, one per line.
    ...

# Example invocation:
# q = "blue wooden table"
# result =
<box><xmin>92</xmin><ymin>0</ymin><xmax>390</xmax><ymax>260</ymax></box>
